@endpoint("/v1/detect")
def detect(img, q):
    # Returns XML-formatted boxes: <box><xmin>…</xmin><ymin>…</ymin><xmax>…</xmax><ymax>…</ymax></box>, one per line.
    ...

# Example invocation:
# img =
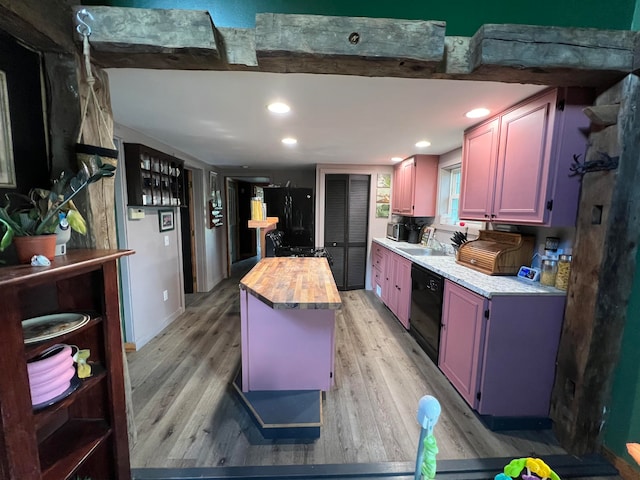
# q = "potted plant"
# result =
<box><xmin>0</xmin><ymin>157</ymin><xmax>115</xmax><ymax>263</ymax></box>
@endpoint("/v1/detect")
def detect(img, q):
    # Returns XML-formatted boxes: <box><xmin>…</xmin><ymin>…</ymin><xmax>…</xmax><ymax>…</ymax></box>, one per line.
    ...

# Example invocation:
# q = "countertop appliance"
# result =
<box><xmin>410</xmin><ymin>263</ymin><xmax>444</xmax><ymax>364</ymax></box>
<box><xmin>386</xmin><ymin>222</ymin><xmax>407</xmax><ymax>241</ymax></box>
<box><xmin>263</xmin><ymin>187</ymin><xmax>314</xmax><ymax>247</ymax></box>
<box><xmin>457</xmin><ymin>230</ymin><xmax>535</xmax><ymax>275</ymax></box>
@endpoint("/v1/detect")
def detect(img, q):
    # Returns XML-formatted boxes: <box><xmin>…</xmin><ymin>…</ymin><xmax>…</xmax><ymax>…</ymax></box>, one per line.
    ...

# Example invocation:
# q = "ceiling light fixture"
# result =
<box><xmin>282</xmin><ymin>137</ymin><xmax>297</xmax><ymax>145</ymax></box>
<box><xmin>391</xmin><ymin>157</ymin><xmax>403</xmax><ymax>162</ymax></box>
<box><xmin>267</xmin><ymin>102</ymin><xmax>291</xmax><ymax>114</ymax></box>
<box><xmin>415</xmin><ymin>140</ymin><xmax>431</xmax><ymax>148</ymax></box>
<box><xmin>465</xmin><ymin>107</ymin><xmax>490</xmax><ymax>119</ymax></box>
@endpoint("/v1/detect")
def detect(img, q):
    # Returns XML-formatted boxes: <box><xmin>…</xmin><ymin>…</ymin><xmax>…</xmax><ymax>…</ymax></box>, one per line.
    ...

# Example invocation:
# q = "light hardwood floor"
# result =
<box><xmin>128</xmin><ymin>260</ymin><xmax>571</xmax><ymax>469</ymax></box>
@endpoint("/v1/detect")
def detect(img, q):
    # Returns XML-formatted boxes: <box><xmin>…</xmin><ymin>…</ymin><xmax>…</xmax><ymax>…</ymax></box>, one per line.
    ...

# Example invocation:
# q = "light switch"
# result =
<box><xmin>163</xmin><ymin>290</ymin><xmax>168</xmax><ymax>301</ymax></box>
<box><xmin>164</xmin><ymin>235</ymin><xmax>169</xmax><ymax>246</ymax></box>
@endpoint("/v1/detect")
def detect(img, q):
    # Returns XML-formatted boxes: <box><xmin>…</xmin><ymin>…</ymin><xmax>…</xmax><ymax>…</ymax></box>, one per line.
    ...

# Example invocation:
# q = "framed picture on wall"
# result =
<box><xmin>209</xmin><ymin>171</ymin><xmax>217</xmax><ymax>197</ymax></box>
<box><xmin>0</xmin><ymin>70</ymin><xmax>16</xmax><ymax>188</ymax></box>
<box><xmin>158</xmin><ymin>209</ymin><xmax>175</xmax><ymax>232</ymax></box>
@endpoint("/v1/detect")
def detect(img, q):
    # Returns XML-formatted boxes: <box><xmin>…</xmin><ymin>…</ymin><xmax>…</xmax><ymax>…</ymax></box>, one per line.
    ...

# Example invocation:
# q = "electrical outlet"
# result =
<box><xmin>164</xmin><ymin>235</ymin><xmax>169</xmax><ymax>246</ymax></box>
<box><xmin>163</xmin><ymin>290</ymin><xmax>168</xmax><ymax>301</ymax></box>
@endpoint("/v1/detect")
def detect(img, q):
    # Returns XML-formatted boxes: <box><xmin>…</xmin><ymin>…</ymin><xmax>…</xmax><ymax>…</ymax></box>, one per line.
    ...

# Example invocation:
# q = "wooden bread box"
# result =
<box><xmin>456</xmin><ymin>230</ymin><xmax>535</xmax><ymax>275</ymax></box>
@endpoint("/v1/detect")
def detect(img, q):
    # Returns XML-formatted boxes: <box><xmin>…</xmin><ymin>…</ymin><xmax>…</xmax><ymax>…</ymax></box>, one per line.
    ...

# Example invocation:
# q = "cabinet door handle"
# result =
<box><xmin>484</xmin><ymin>214</ymin><xmax>490</xmax><ymax>218</ymax></box>
<box><xmin>332</xmin><ymin>242</ymin><xmax>337</xmax><ymax>247</ymax></box>
<box><xmin>490</xmin><ymin>214</ymin><xmax>496</xmax><ymax>218</ymax></box>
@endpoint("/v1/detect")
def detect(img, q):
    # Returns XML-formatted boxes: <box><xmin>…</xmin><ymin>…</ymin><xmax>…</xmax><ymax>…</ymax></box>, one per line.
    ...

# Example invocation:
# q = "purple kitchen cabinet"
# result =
<box><xmin>439</xmin><ymin>280</ymin><xmax>488</xmax><ymax>408</ymax></box>
<box><xmin>440</xmin><ymin>279</ymin><xmax>566</xmax><ymax>417</ymax></box>
<box><xmin>460</xmin><ymin>87</ymin><xmax>591</xmax><ymax>227</ymax></box>
<box><xmin>460</xmin><ymin>118</ymin><xmax>500</xmax><ymax>222</ymax></box>
<box><xmin>392</xmin><ymin>155</ymin><xmax>438</xmax><ymax>217</ymax></box>
<box><xmin>382</xmin><ymin>248</ymin><xmax>412</xmax><ymax>329</ymax></box>
<box><xmin>240</xmin><ymin>289</ymin><xmax>336</xmax><ymax>392</ymax></box>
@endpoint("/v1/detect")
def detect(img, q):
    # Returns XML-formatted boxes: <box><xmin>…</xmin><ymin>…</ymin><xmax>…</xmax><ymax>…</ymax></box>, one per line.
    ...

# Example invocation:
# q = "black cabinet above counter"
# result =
<box><xmin>124</xmin><ymin>143</ymin><xmax>185</xmax><ymax>207</ymax></box>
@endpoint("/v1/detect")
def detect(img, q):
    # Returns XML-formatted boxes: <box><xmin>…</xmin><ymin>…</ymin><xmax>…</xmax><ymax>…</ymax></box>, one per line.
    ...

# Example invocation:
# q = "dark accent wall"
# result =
<box><xmin>0</xmin><ymin>31</ymin><xmax>49</xmax><ymax>196</ymax></box>
<box><xmin>80</xmin><ymin>0</ymin><xmax>636</xmax><ymax>35</ymax></box>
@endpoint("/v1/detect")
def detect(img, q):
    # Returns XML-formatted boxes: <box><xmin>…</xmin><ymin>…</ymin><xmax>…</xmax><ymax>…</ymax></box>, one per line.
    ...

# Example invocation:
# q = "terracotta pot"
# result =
<box><xmin>13</xmin><ymin>235</ymin><xmax>57</xmax><ymax>264</ymax></box>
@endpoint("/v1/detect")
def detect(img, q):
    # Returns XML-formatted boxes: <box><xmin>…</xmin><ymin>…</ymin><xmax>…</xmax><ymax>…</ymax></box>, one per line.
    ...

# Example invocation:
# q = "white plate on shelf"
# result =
<box><xmin>22</xmin><ymin>313</ymin><xmax>90</xmax><ymax>344</ymax></box>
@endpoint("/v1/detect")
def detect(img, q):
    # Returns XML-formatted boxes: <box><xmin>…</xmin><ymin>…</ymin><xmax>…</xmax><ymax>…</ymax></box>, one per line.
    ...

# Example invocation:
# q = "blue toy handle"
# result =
<box><xmin>414</xmin><ymin>395</ymin><xmax>441</xmax><ymax>480</ymax></box>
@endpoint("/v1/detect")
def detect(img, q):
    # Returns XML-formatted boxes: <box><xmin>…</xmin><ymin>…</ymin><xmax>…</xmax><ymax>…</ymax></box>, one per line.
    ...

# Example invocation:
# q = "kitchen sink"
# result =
<box><xmin>397</xmin><ymin>246</ymin><xmax>446</xmax><ymax>256</ymax></box>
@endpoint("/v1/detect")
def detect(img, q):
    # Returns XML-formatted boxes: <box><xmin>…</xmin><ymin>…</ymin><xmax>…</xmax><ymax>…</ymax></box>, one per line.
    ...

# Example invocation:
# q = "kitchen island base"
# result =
<box><xmin>477</xmin><ymin>413</ymin><xmax>553</xmax><ymax>431</ymax></box>
<box><xmin>232</xmin><ymin>369</ymin><xmax>321</xmax><ymax>440</ymax></box>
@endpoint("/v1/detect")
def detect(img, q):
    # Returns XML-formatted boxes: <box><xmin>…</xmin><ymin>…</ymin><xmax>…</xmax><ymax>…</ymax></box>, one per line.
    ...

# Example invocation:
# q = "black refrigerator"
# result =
<box><xmin>263</xmin><ymin>187</ymin><xmax>314</xmax><ymax>247</ymax></box>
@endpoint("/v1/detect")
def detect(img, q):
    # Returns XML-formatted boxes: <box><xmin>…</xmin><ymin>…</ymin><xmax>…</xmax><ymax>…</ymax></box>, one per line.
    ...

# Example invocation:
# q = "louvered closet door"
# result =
<box><xmin>324</xmin><ymin>174</ymin><xmax>370</xmax><ymax>290</ymax></box>
<box><xmin>346</xmin><ymin>175</ymin><xmax>370</xmax><ymax>289</ymax></box>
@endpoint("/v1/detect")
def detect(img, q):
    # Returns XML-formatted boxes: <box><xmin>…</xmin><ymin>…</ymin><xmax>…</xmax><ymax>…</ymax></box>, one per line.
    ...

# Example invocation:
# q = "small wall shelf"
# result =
<box><xmin>124</xmin><ymin>143</ymin><xmax>185</xmax><ymax>207</ymax></box>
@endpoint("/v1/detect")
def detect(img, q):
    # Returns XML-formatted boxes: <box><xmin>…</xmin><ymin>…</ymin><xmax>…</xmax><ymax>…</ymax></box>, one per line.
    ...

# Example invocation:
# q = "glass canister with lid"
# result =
<box><xmin>540</xmin><ymin>257</ymin><xmax>558</xmax><ymax>286</ymax></box>
<box><xmin>555</xmin><ymin>254</ymin><xmax>572</xmax><ymax>290</ymax></box>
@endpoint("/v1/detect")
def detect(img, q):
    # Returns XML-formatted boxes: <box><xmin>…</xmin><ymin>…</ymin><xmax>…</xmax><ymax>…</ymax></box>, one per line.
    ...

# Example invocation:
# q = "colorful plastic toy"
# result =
<box><xmin>495</xmin><ymin>457</ymin><xmax>560</xmax><ymax>480</ymax></box>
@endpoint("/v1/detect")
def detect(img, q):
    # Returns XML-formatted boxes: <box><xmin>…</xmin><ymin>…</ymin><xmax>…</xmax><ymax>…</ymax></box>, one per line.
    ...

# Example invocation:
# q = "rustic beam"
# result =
<box><xmin>468</xmin><ymin>24</ymin><xmax>638</xmax><ymax>87</ymax></box>
<box><xmin>0</xmin><ymin>0</ymin><xmax>75</xmax><ymax>53</ymax></box>
<box><xmin>255</xmin><ymin>13</ymin><xmax>446</xmax><ymax>77</ymax></box>
<box><xmin>217</xmin><ymin>27</ymin><xmax>258</xmax><ymax>69</ymax></box>
<box><xmin>551</xmin><ymin>74</ymin><xmax>640</xmax><ymax>454</ymax></box>
<box><xmin>583</xmin><ymin>105</ymin><xmax>620</xmax><ymax>126</ymax></box>
<box><xmin>72</xmin><ymin>6</ymin><xmax>222</xmax><ymax>70</ymax></box>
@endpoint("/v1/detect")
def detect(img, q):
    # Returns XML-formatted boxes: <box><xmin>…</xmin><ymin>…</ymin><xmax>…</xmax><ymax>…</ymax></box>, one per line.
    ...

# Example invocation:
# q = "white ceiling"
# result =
<box><xmin>106</xmin><ymin>69</ymin><xmax>546</xmax><ymax>168</ymax></box>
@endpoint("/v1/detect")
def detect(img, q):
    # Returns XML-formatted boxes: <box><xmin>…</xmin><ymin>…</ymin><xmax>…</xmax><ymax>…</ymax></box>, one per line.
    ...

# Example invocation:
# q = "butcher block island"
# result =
<box><xmin>237</xmin><ymin>257</ymin><xmax>341</xmax><ymax>439</ymax></box>
<box><xmin>239</xmin><ymin>257</ymin><xmax>341</xmax><ymax>392</ymax></box>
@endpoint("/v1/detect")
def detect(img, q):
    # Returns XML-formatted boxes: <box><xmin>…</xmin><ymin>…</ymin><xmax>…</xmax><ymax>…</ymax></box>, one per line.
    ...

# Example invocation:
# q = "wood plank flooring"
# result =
<box><xmin>128</xmin><ymin>259</ymin><xmax>572</xmax><ymax>469</ymax></box>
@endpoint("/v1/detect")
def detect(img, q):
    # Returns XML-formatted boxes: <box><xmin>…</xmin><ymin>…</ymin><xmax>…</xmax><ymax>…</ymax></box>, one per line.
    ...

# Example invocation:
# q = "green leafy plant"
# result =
<box><xmin>0</xmin><ymin>156</ymin><xmax>115</xmax><ymax>251</ymax></box>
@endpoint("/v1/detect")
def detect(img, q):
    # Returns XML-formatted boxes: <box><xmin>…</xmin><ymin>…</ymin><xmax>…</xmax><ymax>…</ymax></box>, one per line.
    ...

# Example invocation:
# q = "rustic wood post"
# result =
<box><xmin>550</xmin><ymin>73</ymin><xmax>640</xmax><ymax>454</ymax></box>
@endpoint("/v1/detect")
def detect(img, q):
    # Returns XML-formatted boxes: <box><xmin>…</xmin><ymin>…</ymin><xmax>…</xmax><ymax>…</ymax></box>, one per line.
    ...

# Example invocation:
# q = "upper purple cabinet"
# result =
<box><xmin>460</xmin><ymin>88</ymin><xmax>592</xmax><ymax>227</ymax></box>
<box><xmin>392</xmin><ymin>155</ymin><xmax>439</xmax><ymax>217</ymax></box>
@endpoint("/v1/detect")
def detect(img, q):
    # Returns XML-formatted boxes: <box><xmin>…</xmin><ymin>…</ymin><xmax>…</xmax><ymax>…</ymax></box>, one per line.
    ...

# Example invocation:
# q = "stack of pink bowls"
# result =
<box><xmin>27</xmin><ymin>344</ymin><xmax>76</xmax><ymax>407</ymax></box>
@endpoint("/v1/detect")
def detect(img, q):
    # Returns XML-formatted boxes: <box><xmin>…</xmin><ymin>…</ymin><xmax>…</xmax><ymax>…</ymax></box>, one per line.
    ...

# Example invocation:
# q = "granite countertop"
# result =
<box><xmin>240</xmin><ymin>257</ymin><xmax>342</xmax><ymax>309</ymax></box>
<box><xmin>373</xmin><ymin>238</ymin><xmax>565</xmax><ymax>299</ymax></box>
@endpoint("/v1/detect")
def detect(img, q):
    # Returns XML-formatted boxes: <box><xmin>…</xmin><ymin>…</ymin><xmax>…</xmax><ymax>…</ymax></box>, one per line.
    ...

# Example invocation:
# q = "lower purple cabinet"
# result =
<box><xmin>439</xmin><ymin>279</ymin><xmax>566</xmax><ymax>417</ymax></box>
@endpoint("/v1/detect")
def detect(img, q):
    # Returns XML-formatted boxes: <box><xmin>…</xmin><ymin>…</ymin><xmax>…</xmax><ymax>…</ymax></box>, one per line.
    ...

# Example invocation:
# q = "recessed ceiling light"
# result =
<box><xmin>282</xmin><ymin>137</ymin><xmax>297</xmax><ymax>145</ymax></box>
<box><xmin>391</xmin><ymin>157</ymin><xmax>403</xmax><ymax>162</ymax></box>
<box><xmin>415</xmin><ymin>140</ymin><xmax>431</xmax><ymax>148</ymax></box>
<box><xmin>267</xmin><ymin>102</ymin><xmax>291</xmax><ymax>114</ymax></box>
<box><xmin>465</xmin><ymin>108</ymin><xmax>490</xmax><ymax>119</ymax></box>
<box><xmin>242</xmin><ymin>165</ymin><xmax>249</xmax><ymax>169</ymax></box>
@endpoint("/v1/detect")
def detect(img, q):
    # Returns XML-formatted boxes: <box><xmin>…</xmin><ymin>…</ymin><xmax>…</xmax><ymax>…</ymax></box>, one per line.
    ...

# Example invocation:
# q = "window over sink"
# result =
<box><xmin>435</xmin><ymin>148</ymin><xmax>483</xmax><ymax>235</ymax></box>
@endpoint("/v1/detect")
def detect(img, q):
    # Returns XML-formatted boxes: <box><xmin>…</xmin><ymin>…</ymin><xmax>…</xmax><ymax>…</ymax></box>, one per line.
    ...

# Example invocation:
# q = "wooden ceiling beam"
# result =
<box><xmin>0</xmin><ymin>0</ymin><xmax>75</xmax><ymax>53</ymax></box>
<box><xmin>72</xmin><ymin>6</ymin><xmax>223</xmax><ymax>70</ymax></box>
<box><xmin>466</xmin><ymin>24</ymin><xmax>639</xmax><ymax>87</ymax></box>
<box><xmin>254</xmin><ymin>13</ymin><xmax>446</xmax><ymax>77</ymax></box>
<box><xmin>72</xmin><ymin>7</ymin><xmax>640</xmax><ymax>88</ymax></box>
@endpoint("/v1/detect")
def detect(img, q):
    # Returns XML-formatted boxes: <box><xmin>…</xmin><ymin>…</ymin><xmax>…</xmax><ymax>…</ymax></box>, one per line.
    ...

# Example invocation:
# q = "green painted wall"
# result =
<box><xmin>633</xmin><ymin>0</ymin><xmax>640</xmax><ymax>30</ymax></box>
<box><xmin>81</xmin><ymin>0</ymin><xmax>636</xmax><ymax>35</ymax></box>
<box><xmin>602</xmin><ymin>1</ymin><xmax>640</xmax><ymax>469</ymax></box>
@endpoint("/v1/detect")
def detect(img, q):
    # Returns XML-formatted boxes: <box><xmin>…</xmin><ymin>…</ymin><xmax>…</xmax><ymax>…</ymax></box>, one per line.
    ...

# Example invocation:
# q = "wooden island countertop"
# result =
<box><xmin>240</xmin><ymin>257</ymin><xmax>341</xmax><ymax>310</ymax></box>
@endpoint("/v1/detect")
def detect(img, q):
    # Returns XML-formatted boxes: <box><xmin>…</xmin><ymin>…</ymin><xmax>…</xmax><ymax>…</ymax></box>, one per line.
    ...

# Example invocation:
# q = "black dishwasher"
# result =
<box><xmin>410</xmin><ymin>264</ymin><xmax>444</xmax><ymax>364</ymax></box>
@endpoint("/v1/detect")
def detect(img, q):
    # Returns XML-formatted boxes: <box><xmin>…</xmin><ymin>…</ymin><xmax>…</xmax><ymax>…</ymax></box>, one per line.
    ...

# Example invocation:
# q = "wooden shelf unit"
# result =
<box><xmin>124</xmin><ymin>143</ymin><xmax>185</xmax><ymax>207</ymax></box>
<box><xmin>0</xmin><ymin>249</ymin><xmax>133</xmax><ymax>480</ymax></box>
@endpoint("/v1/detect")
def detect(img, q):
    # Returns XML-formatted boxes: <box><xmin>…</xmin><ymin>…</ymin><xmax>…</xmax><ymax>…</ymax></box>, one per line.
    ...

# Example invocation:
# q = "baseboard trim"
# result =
<box><xmin>602</xmin><ymin>446</ymin><xmax>640</xmax><ymax>480</ymax></box>
<box><xmin>131</xmin><ymin>454</ymin><xmax>617</xmax><ymax>479</ymax></box>
<box><xmin>125</xmin><ymin>342</ymin><xmax>137</xmax><ymax>353</ymax></box>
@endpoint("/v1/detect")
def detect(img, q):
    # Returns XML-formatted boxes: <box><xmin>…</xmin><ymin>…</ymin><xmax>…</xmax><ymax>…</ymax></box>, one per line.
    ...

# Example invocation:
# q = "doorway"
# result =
<box><xmin>180</xmin><ymin>169</ymin><xmax>197</xmax><ymax>293</ymax></box>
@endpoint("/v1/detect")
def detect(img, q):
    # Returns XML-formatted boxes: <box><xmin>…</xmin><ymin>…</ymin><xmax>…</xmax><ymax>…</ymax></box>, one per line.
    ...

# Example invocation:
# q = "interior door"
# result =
<box><xmin>324</xmin><ymin>174</ymin><xmax>370</xmax><ymax>290</ymax></box>
<box><xmin>227</xmin><ymin>180</ymin><xmax>238</xmax><ymax>264</ymax></box>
